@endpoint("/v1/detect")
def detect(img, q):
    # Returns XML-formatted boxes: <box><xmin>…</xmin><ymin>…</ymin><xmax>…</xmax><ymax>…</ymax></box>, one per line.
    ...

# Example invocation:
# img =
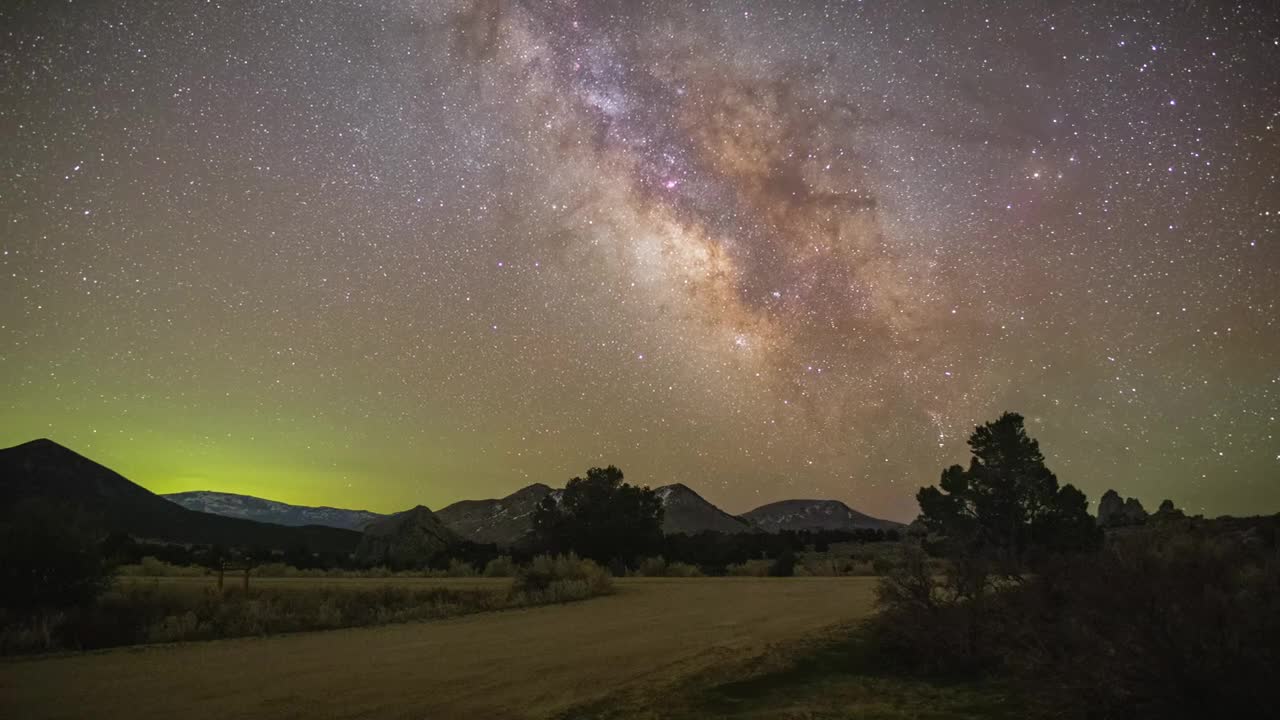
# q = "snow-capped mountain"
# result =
<box><xmin>164</xmin><ymin>491</ymin><xmax>384</xmax><ymax>531</ymax></box>
<box><xmin>741</xmin><ymin>499</ymin><xmax>901</xmax><ymax>532</ymax></box>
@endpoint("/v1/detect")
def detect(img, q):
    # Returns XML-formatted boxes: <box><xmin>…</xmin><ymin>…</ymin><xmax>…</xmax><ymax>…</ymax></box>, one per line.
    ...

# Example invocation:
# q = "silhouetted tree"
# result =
<box><xmin>0</xmin><ymin>501</ymin><xmax>113</xmax><ymax>613</ymax></box>
<box><xmin>916</xmin><ymin>412</ymin><xmax>1100</xmax><ymax>570</ymax></box>
<box><xmin>897</xmin><ymin>412</ymin><xmax>1101</xmax><ymax>662</ymax></box>
<box><xmin>532</xmin><ymin>466</ymin><xmax>663</xmax><ymax>566</ymax></box>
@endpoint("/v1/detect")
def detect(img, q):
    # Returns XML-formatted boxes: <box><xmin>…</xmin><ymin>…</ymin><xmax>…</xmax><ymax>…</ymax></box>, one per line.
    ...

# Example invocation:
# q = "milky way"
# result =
<box><xmin>2</xmin><ymin>1</ymin><xmax>1277</xmax><ymax>520</ymax></box>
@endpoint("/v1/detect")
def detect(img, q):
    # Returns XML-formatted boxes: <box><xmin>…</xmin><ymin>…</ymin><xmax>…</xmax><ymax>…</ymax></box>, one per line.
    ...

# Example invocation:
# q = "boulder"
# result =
<box><xmin>1097</xmin><ymin>490</ymin><xmax>1124</xmax><ymax>527</ymax></box>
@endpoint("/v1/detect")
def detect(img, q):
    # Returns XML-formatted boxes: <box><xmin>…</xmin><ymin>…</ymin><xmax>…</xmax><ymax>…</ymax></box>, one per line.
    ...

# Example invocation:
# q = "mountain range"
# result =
<box><xmin>2</xmin><ymin>438</ymin><xmax>901</xmax><ymax>552</ymax></box>
<box><xmin>164</xmin><ymin>490</ymin><xmax>383</xmax><ymax>531</ymax></box>
<box><xmin>166</xmin><ymin>482</ymin><xmax>901</xmax><ymax>543</ymax></box>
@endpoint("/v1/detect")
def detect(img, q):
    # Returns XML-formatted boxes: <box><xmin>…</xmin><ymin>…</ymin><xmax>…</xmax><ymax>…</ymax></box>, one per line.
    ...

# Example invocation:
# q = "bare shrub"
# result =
<box><xmin>250</xmin><ymin>562</ymin><xmax>292</xmax><ymax>578</ymax></box>
<box><xmin>634</xmin><ymin>556</ymin><xmax>702</xmax><ymax>577</ymax></box>
<box><xmin>446</xmin><ymin>559</ymin><xmax>476</xmax><ymax>577</ymax></box>
<box><xmin>873</xmin><ymin>544</ymin><xmax>977</xmax><ymax>673</ymax></box>
<box><xmin>636</xmin><ymin>556</ymin><xmax>668</xmax><ymax>576</ymax></box>
<box><xmin>664</xmin><ymin>561</ymin><xmax>703</xmax><ymax>577</ymax></box>
<box><xmin>482</xmin><ymin>555</ymin><xmax>517</xmax><ymax>577</ymax></box>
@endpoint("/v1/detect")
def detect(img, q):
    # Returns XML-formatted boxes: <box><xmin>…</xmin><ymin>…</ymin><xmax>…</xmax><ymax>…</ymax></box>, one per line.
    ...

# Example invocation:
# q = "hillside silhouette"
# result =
<box><xmin>0</xmin><ymin>439</ymin><xmax>359</xmax><ymax>553</ymax></box>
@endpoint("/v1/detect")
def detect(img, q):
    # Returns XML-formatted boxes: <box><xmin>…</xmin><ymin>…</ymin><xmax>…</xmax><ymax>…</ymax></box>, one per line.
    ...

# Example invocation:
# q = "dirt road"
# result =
<box><xmin>1</xmin><ymin>577</ymin><xmax>877</xmax><ymax>720</ymax></box>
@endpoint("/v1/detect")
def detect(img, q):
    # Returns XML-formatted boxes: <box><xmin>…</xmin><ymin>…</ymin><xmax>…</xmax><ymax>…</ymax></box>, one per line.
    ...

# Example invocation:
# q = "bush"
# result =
<box><xmin>118</xmin><ymin>557</ymin><xmax>210</xmax><ymax>578</ymax></box>
<box><xmin>634</xmin><ymin>556</ymin><xmax>703</xmax><ymax>577</ymax></box>
<box><xmin>446</xmin><ymin>559</ymin><xmax>476</xmax><ymax>577</ymax></box>
<box><xmin>250</xmin><ymin>562</ymin><xmax>293</xmax><ymax>578</ymax></box>
<box><xmin>870</xmin><ymin>556</ymin><xmax>896</xmax><ymax>576</ymax></box>
<box><xmin>482</xmin><ymin>555</ymin><xmax>517</xmax><ymax>577</ymax></box>
<box><xmin>726</xmin><ymin>559</ymin><xmax>771</xmax><ymax>577</ymax></box>
<box><xmin>636</xmin><ymin>556</ymin><xmax>668</xmax><ymax>577</ymax></box>
<box><xmin>512</xmin><ymin>553</ymin><xmax>612</xmax><ymax>603</ymax></box>
<box><xmin>768</xmin><ymin>549</ymin><xmax>797</xmax><ymax>577</ymax></box>
<box><xmin>664</xmin><ymin>561</ymin><xmax>703</xmax><ymax>577</ymax></box>
<box><xmin>871</xmin><ymin>543</ymin><xmax>995</xmax><ymax>673</ymax></box>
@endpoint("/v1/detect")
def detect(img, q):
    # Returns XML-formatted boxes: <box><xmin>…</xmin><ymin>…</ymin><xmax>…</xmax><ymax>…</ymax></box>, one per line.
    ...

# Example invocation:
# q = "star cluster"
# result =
<box><xmin>2</xmin><ymin>0</ymin><xmax>1276</xmax><ymax>520</ymax></box>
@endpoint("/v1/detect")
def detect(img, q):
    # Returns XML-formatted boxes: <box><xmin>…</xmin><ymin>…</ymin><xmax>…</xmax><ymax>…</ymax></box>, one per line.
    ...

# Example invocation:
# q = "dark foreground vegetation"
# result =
<box><xmin>874</xmin><ymin>517</ymin><xmax>1280</xmax><ymax>719</ymax></box>
<box><xmin>0</xmin><ymin>547</ymin><xmax>611</xmax><ymax>654</ymax></box>
<box><xmin>872</xmin><ymin>413</ymin><xmax>1280</xmax><ymax>719</ymax></box>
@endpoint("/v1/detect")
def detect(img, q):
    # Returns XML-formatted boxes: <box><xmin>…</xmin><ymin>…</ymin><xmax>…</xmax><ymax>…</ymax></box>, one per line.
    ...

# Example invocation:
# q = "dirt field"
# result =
<box><xmin>1</xmin><ymin>577</ymin><xmax>877</xmax><ymax>720</ymax></box>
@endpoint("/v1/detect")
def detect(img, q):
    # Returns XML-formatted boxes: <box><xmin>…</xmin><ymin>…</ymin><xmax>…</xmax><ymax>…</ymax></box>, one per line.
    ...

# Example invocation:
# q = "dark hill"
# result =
<box><xmin>655</xmin><ymin>483</ymin><xmax>755</xmax><ymax>535</ymax></box>
<box><xmin>355</xmin><ymin>505</ymin><xmax>460</xmax><ymax>567</ymax></box>
<box><xmin>0</xmin><ymin>439</ymin><xmax>360</xmax><ymax>553</ymax></box>
<box><xmin>436</xmin><ymin>483</ymin><xmax>554</xmax><ymax>546</ymax></box>
<box><xmin>742</xmin><ymin>499</ymin><xmax>901</xmax><ymax>532</ymax></box>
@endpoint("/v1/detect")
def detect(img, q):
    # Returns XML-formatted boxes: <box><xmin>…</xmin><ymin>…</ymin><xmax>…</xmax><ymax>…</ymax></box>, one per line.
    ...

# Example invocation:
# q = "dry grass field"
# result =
<box><xmin>1</xmin><ymin>577</ymin><xmax>878</xmax><ymax>720</ymax></box>
<box><xmin>118</xmin><ymin>574</ymin><xmax>514</xmax><ymax>591</ymax></box>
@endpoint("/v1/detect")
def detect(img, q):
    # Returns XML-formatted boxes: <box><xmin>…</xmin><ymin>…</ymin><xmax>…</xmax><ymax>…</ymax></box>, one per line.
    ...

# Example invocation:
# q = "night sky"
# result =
<box><xmin>2</xmin><ymin>1</ymin><xmax>1276</xmax><ymax>521</ymax></box>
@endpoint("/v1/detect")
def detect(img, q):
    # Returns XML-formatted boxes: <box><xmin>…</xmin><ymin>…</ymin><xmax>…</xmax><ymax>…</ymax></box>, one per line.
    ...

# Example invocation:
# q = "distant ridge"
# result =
<box><xmin>165</xmin><ymin>490</ymin><xmax>383</xmax><ymax>531</ymax></box>
<box><xmin>165</xmin><ymin>487</ymin><xmax>903</xmax><ymax>541</ymax></box>
<box><xmin>741</xmin><ymin>499</ymin><xmax>902</xmax><ymax>532</ymax></box>
<box><xmin>0</xmin><ymin>439</ymin><xmax>361</xmax><ymax>553</ymax></box>
<box><xmin>435</xmin><ymin>483</ymin><xmax>554</xmax><ymax>546</ymax></box>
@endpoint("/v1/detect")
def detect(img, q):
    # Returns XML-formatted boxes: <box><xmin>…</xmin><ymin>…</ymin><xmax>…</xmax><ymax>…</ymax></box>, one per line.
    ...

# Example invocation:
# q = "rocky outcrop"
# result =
<box><xmin>1152</xmin><ymin>498</ymin><xmax>1187</xmax><ymax>522</ymax></box>
<box><xmin>1098</xmin><ymin>489</ymin><xmax>1149</xmax><ymax>528</ymax></box>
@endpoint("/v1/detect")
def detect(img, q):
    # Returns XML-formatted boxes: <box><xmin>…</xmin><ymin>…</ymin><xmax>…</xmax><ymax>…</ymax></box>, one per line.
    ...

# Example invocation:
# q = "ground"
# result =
<box><xmin>557</xmin><ymin>622</ymin><xmax>1025</xmax><ymax>720</ymax></box>
<box><xmin>1</xmin><ymin>577</ymin><xmax>881</xmax><ymax>719</ymax></box>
